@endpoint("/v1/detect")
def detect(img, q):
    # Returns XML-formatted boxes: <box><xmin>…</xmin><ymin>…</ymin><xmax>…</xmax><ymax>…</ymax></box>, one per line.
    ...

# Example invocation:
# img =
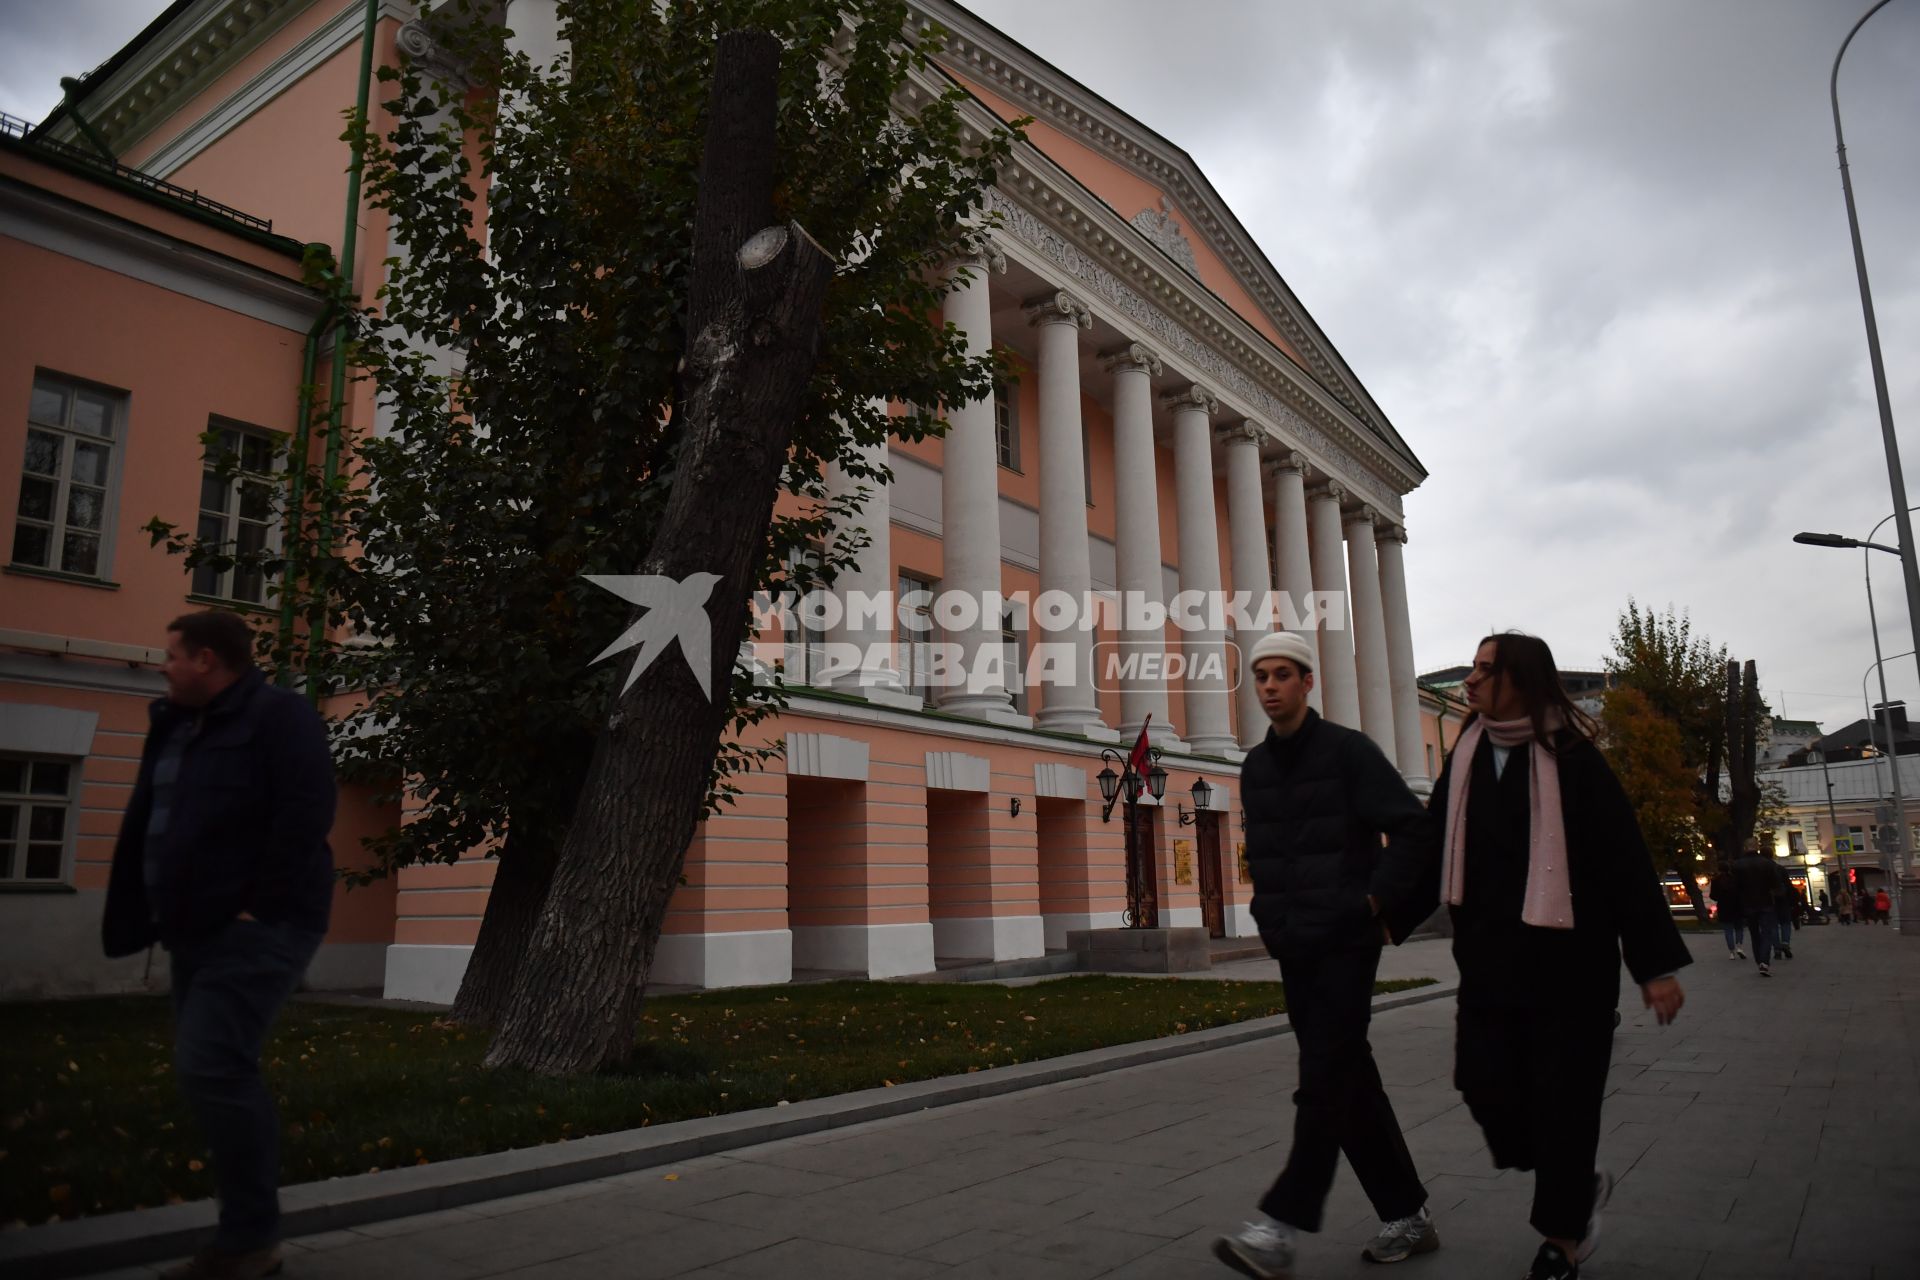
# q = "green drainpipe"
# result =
<box><xmin>306</xmin><ymin>0</ymin><xmax>382</xmax><ymax>695</ymax></box>
<box><xmin>278</xmin><ymin>276</ymin><xmax>337</xmax><ymax>691</ymax></box>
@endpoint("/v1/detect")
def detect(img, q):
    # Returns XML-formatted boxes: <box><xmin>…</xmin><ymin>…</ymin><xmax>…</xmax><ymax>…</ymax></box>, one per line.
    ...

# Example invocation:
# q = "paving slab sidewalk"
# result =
<box><xmin>64</xmin><ymin>927</ymin><xmax>1920</xmax><ymax>1278</ymax></box>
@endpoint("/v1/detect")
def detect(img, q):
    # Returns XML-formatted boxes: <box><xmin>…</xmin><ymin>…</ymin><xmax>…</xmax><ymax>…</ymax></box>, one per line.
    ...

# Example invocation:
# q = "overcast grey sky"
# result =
<box><xmin>4</xmin><ymin>0</ymin><xmax>1918</xmax><ymax>735</ymax></box>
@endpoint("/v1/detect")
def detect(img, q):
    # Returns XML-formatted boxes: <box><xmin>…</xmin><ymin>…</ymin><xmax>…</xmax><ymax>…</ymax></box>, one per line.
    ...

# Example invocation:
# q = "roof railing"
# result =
<box><xmin>1</xmin><ymin>111</ymin><xmax>274</xmax><ymax>234</ymax></box>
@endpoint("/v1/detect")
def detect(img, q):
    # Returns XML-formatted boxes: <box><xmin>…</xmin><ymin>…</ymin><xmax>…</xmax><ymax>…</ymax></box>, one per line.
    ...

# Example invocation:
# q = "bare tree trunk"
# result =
<box><xmin>447</xmin><ymin>825</ymin><xmax>558</xmax><ymax>1025</ymax></box>
<box><xmin>448</xmin><ymin>742</ymin><xmax>592</xmax><ymax>1025</ymax></box>
<box><xmin>484</xmin><ymin>30</ymin><xmax>832</xmax><ymax>1076</ymax></box>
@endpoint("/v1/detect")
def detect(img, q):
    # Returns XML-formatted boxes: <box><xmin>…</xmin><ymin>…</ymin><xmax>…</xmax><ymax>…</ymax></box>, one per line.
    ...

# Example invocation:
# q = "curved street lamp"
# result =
<box><xmin>1830</xmin><ymin>0</ymin><xmax>1920</xmax><ymax>695</ymax></box>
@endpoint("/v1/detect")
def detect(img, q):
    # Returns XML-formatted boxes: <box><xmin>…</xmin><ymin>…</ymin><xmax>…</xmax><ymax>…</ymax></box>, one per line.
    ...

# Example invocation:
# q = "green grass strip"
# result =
<box><xmin>0</xmin><ymin>974</ymin><xmax>1433</xmax><ymax>1223</ymax></box>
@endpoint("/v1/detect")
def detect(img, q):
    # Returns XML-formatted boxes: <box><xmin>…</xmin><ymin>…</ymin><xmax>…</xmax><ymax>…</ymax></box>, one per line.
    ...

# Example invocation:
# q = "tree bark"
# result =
<box><xmin>484</xmin><ymin>30</ymin><xmax>833</xmax><ymax>1076</ymax></box>
<box><xmin>447</xmin><ymin>825</ymin><xmax>558</xmax><ymax>1026</ymax></box>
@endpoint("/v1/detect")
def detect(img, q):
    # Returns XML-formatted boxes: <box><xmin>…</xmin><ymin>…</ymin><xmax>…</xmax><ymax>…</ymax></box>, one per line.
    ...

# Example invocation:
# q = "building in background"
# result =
<box><xmin>7</xmin><ymin>0</ymin><xmax>1435</xmax><ymax>1000</ymax></box>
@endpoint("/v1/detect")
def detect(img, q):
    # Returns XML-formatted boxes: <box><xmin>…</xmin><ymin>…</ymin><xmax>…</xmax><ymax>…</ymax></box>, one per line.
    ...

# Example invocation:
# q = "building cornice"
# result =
<box><xmin>911</xmin><ymin>0</ymin><xmax>1424</xmax><ymax>483</ymax></box>
<box><xmin>42</xmin><ymin>0</ymin><xmax>314</xmax><ymax>156</ymax></box>
<box><xmin>43</xmin><ymin>0</ymin><xmax>416</xmax><ymax>173</ymax></box>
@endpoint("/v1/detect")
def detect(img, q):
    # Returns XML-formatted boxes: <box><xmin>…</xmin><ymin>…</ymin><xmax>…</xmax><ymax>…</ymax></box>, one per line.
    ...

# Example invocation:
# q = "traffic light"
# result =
<box><xmin>1850</xmin><ymin>867</ymin><xmax>1859</xmax><ymax>884</ymax></box>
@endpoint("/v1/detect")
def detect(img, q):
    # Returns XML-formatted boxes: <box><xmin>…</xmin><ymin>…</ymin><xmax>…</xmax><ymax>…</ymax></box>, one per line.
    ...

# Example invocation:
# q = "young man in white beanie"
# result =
<box><xmin>1214</xmin><ymin>631</ymin><xmax>1438</xmax><ymax>1280</ymax></box>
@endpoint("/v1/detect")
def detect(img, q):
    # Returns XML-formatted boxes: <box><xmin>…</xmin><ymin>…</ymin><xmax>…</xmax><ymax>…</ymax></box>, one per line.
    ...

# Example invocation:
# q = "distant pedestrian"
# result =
<box><xmin>1837</xmin><ymin>888</ymin><xmax>1854</xmax><ymax>925</ymax></box>
<box><xmin>1875</xmin><ymin>887</ymin><xmax>1892</xmax><ymax>924</ymax></box>
<box><xmin>1430</xmin><ymin>634</ymin><xmax>1690</xmax><ymax>1280</ymax></box>
<box><xmin>1772</xmin><ymin>861</ymin><xmax>1795</xmax><ymax>959</ymax></box>
<box><xmin>1859</xmin><ymin>888</ymin><xmax>1876</xmax><ymax>923</ymax></box>
<box><xmin>1709</xmin><ymin>869</ymin><xmax>1745</xmax><ymax>958</ymax></box>
<box><xmin>102</xmin><ymin>611</ymin><xmax>336</xmax><ymax>1280</ymax></box>
<box><xmin>1212</xmin><ymin>631</ymin><xmax>1439</xmax><ymax>1279</ymax></box>
<box><xmin>1730</xmin><ymin>842</ymin><xmax>1780</xmax><ymax>976</ymax></box>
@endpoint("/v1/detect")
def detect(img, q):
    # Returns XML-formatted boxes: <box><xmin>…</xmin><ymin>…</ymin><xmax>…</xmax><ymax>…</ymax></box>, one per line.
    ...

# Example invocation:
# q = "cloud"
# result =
<box><xmin>966</xmin><ymin>0</ymin><xmax>1920</xmax><ymax>730</ymax></box>
<box><xmin>3</xmin><ymin>0</ymin><xmax>1917</xmax><ymax>734</ymax></box>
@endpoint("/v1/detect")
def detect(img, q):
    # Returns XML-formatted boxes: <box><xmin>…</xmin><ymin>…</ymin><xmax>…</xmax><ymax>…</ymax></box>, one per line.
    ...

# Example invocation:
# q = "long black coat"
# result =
<box><xmin>1240</xmin><ymin>709</ymin><xmax>1432</xmax><ymax>959</ymax></box>
<box><xmin>1429</xmin><ymin>731</ymin><xmax>1692</xmax><ymax>1009</ymax></box>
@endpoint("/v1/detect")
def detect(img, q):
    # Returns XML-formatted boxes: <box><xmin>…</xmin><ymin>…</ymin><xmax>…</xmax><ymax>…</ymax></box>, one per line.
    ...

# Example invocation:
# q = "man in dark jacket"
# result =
<box><xmin>103</xmin><ymin>611</ymin><xmax>335</xmax><ymax>1280</ymax></box>
<box><xmin>1728</xmin><ymin>842</ymin><xmax>1781</xmax><ymax>976</ymax></box>
<box><xmin>1213</xmin><ymin>632</ymin><xmax>1436</xmax><ymax>1280</ymax></box>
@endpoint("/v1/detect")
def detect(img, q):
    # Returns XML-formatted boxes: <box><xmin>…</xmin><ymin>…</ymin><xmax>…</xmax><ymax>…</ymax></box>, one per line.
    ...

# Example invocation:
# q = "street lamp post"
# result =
<box><xmin>1831</xmin><ymin>0</ymin><xmax>1920</xmax><ymax>697</ymax></box>
<box><xmin>1794</xmin><ymin>525</ymin><xmax>1919</xmax><ymax>930</ymax></box>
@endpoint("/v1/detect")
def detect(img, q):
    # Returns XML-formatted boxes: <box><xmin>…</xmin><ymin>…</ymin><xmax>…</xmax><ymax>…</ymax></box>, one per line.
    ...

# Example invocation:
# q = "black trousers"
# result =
<box><xmin>1455</xmin><ymin>1003</ymin><xmax>1614</xmax><ymax>1242</ymax></box>
<box><xmin>171</xmin><ymin>919</ymin><xmax>323</xmax><ymax>1252</ymax></box>
<box><xmin>1261</xmin><ymin>944</ymin><xmax>1426</xmax><ymax>1231</ymax></box>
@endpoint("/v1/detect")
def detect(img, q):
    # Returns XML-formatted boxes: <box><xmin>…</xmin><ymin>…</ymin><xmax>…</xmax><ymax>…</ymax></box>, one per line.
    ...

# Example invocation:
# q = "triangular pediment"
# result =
<box><xmin>915</xmin><ymin>0</ymin><xmax>1423</xmax><ymax>482</ymax></box>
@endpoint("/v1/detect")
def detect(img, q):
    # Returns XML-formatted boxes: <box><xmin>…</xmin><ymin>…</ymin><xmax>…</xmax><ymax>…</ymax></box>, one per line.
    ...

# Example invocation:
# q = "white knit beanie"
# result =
<box><xmin>1247</xmin><ymin>630</ymin><xmax>1315</xmax><ymax>675</ymax></box>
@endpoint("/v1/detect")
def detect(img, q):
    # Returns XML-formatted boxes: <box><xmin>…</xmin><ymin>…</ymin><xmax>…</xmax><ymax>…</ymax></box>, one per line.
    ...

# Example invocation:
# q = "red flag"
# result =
<box><xmin>1127</xmin><ymin>714</ymin><xmax>1153</xmax><ymax>780</ymax></box>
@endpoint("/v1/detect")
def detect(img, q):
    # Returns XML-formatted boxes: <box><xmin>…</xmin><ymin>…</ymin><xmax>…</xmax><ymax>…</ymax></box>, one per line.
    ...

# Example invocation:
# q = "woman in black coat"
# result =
<box><xmin>1430</xmin><ymin>633</ymin><xmax>1692</xmax><ymax>1280</ymax></box>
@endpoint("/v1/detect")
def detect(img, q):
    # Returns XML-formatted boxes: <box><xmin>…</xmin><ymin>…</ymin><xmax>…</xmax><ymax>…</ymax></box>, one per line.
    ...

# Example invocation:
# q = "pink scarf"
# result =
<box><xmin>1441</xmin><ymin>712</ymin><xmax>1574</xmax><ymax>930</ymax></box>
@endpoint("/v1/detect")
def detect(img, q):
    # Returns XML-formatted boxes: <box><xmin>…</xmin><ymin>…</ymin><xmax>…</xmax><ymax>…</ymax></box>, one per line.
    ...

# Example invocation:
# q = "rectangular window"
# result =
<box><xmin>13</xmin><ymin>372</ymin><xmax>122</xmax><ymax>578</ymax></box>
<box><xmin>1425</xmin><ymin>743</ymin><xmax>1435</xmax><ymax>776</ymax></box>
<box><xmin>993</xmin><ymin>381</ymin><xmax>1020</xmax><ymax>471</ymax></box>
<box><xmin>1787</xmin><ymin>829</ymin><xmax>1806</xmax><ymax>857</ymax></box>
<box><xmin>785</xmin><ymin>546</ymin><xmax>827</xmax><ymax>686</ymax></box>
<box><xmin>898</xmin><ymin>572</ymin><xmax>937</xmax><ymax>704</ymax></box>
<box><xmin>1002</xmin><ymin>605</ymin><xmax>1026</xmax><ymax>715</ymax></box>
<box><xmin>192</xmin><ymin>421</ymin><xmax>282</xmax><ymax>605</ymax></box>
<box><xmin>1848</xmin><ymin>825</ymin><xmax>1865</xmax><ymax>851</ymax></box>
<box><xmin>0</xmin><ymin>756</ymin><xmax>78</xmax><ymax>885</ymax></box>
<box><xmin>1082</xmin><ymin>428</ymin><xmax>1094</xmax><ymax>508</ymax></box>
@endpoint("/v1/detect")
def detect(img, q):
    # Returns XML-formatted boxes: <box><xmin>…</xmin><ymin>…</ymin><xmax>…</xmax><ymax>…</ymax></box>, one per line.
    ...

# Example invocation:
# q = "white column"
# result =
<box><xmin>1267</xmin><ymin>452</ymin><xmax>1321</xmax><ymax>713</ymax></box>
<box><xmin>1306</xmin><ymin>481</ymin><xmax>1361</xmax><ymax>728</ymax></box>
<box><xmin>1376</xmin><ymin>524</ymin><xmax>1430</xmax><ymax>790</ymax></box>
<box><xmin>1024</xmin><ymin>291</ymin><xmax>1110</xmax><ymax>739</ymax></box>
<box><xmin>1103</xmin><ymin>342</ymin><xmax>1184</xmax><ymax>751</ymax></box>
<box><xmin>1345</xmin><ymin>505</ymin><xmax>1397</xmax><ymax>763</ymax></box>
<box><xmin>1223</xmin><ymin>423</ymin><xmax>1273</xmax><ymax>749</ymax></box>
<box><xmin>1164</xmin><ymin>385</ymin><xmax>1235</xmax><ymax>755</ymax></box>
<box><xmin>937</xmin><ymin>247</ymin><xmax>1022</xmax><ymax>725</ymax></box>
<box><xmin>822</xmin><ymin>405</ymin><xmax>917</xmax><ymax>710</ymax></box>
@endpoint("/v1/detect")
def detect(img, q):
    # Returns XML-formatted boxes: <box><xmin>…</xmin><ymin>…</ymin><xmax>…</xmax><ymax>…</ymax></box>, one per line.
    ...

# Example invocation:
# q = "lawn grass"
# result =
<box><xmin>1</xmin><ymin>974</ymin><xmax>1434</xmax><ymax>1225</ymax></box>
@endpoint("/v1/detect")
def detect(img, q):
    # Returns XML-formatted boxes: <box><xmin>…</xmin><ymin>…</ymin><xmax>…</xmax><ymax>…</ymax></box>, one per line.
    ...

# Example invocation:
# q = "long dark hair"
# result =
<box><xmin>1465</xmin><ymin>631</ymin><xmax>1597</xmax><ymax>752</ymax></box>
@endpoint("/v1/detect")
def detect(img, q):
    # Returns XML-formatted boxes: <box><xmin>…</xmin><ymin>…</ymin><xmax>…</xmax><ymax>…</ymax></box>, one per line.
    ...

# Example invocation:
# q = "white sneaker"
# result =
<box><xmin>1213</xmin><ymin>1216</ymin><xmax>1296</xmax><ymax>1279</ymax></box>
<box><xmin>1576</xmin><ymin>1168</ymin><xmax>1614</xmax><ymax>1263</ymax></box>
<box><xmin>1363</xmin><ymin>1205</ymin><xmax>1440</xmax><ymax>1263</ymax></box>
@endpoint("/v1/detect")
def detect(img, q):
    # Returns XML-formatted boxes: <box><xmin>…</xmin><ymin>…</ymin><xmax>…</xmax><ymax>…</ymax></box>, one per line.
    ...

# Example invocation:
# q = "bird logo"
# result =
<box><xmin>585</xmin><ymin>572</ymin><xmax>724</xmax><ymax>700</ymax></box>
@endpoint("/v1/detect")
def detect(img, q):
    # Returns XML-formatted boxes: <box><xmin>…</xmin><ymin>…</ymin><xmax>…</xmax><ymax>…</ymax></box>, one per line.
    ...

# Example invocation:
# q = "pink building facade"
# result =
<box><xmin>7</xmin><ymin>0</ymin><xmax>1440</xmax><ymax>1001</ymax></box>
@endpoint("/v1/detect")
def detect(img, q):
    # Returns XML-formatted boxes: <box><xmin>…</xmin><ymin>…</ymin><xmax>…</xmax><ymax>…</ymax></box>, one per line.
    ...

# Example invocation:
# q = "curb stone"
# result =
<box><xmin>0</xmin><ymin>980</ymin><xmax>1456</xmax><ymax>1278</ymax></box>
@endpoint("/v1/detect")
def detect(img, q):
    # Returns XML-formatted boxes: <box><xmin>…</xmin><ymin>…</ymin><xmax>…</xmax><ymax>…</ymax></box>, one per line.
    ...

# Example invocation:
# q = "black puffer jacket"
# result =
<box><xmin>1240</xmin><ymin>709</ymin><xmax>1433</xmax><ymax>959</ymax></box>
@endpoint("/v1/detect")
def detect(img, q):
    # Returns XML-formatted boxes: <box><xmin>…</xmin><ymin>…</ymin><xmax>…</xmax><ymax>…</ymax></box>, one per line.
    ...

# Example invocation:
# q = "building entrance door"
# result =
<box><xmin>1197</xmin><ymin>810</ymin><xmax>1225</xmax><ymax>938</ymax></box>
<box><xmin>1123</xmin><ymin>803</ymin><xmax>1160</xmax><ymax>928</ymax></box>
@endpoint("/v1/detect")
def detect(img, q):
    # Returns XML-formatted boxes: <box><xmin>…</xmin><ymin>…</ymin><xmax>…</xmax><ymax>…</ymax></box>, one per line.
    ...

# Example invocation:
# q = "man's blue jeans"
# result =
<box><xmin>170</xmin><ymin>918</ymin><xmax>323</xmax><ymax>1252</ymax></box>
<box><xmin>1721</xmin><ymin>918</ymin><xmax>1744</xmax><ymax>951</ymax></box>
<box><xmin>1776</xmin><ymin>907</ymin><xmax>1794</xmax><ymax>950</ymax></box>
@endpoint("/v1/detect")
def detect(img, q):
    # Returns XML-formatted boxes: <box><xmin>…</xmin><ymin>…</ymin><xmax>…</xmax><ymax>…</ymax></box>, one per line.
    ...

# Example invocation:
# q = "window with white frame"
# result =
<box><xmin>993</xmin><ymin>381</ymin><xmax>1019</xmax><ymax>471</ymax></box>
<box><xmin>784</xmin><ymin>546</ymin><xmax>828</xmax><ymax>686</ymax></box>
<box><xmin>193</xmin><ymin>422</ymin><xmax>281</xmax><ymax>605</ymax></box>
<box><xmin>898</xmin><ymin>572</ymin><xmax>938</xmax><ymax>703</ymax></box>
<box><xmin>13</xmin><ymin>373</ymin><xmax>122</xmax><ymax>578</ymax></box>
<box><xmin>0</xmin><ymin>756</ymin><xmax>77</xmax><ymax>885</ymax></box>
<box><xmin>1002</xmin><ymin>604</ymin><xmax>1027</xmax><ymax>715</ymax></box>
